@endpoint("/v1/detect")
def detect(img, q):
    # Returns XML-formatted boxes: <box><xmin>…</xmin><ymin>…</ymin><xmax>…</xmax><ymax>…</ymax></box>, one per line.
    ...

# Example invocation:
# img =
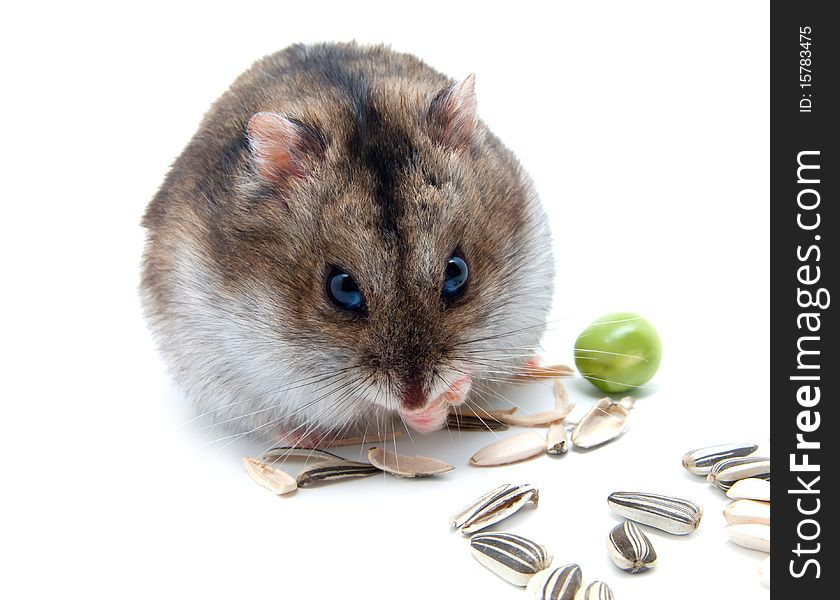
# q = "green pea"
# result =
<box><xmin>574</xmin><ymin>312</ymin><xmax>662</xmax><ymax>393</ymax></box>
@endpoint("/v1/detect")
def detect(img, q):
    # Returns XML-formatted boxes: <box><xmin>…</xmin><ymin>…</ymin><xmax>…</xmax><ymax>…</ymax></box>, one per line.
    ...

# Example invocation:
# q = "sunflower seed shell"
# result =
<box><xmin>242</xmin><ymin>457</ymin><xmax>297</xmax><ymax>495</ymax></box>
<box><xmin>368</xmin><ymin>447</ymin><xmax>454</xmax><ymax>477</ymax></box>
<box><xmin>571</xmin><ymin>398</ymin><xmax>629</xmax><ymax>448</ymax></box>
<box><xmin>546</xmin><ymin>422</ymin><xmax>569</xmax><ymax>455</ymax></box>
<box><xmin>608</xmin><ymin>520</ymin><xmax>657</xmax><ymax>573</ymax></box>
<box><xmin>470</xmin><ymin>532</ymin><xmax>553</xmax><ymax>586</ymax></box>
<box><xmin>515</xmin><ymin>363</ymin><xmax>575</xmax><ymax>381</ymax></box>
<box><xmin>554</xmin><ymin>380</ymin><xmax>570</xmax><ymax>410</ymax></box>
<box><xmin>608</xmin><ymin>491</ymin><xmax>703</xmax><ymax>535</ymax></box>
<box><xmin>296</xmin><ymin>458</ymin><xmax>380</xmax><ymax>487</ymax></box>
<box><xmin>459</xmin><ymin>483</ymin><xmax>540</xmax><ymax>534</ymax></box>
<box><xmin>499</xmin><ymin>405</ymin><xmax>576</xmax><ymax>427</ymax></box>
<box><xmin>726</xmin><ymin>478</ymin><xmax>771</xmax><ymax>502</ymax></box>
<box><xmin>758</xmin><ymin>555</ymin><xmax>770</xmax><ymax>586</ymax></box>
<box><xmin>525</xmin><ymin>564</ymin><xmax>583</xmax><ymax>600</ymax></box>
<box><xmin>328</xmin><ymin>430</ymin><xmax>404</xmax><ymax>447</ymax></box>
<box><xmin>726</xmin><ymin>523</ymin><xmax>770</xmax><ymax>553</ymax></box>
<box><xmin>450</xmin><ymin>483</ymin><xmax>512</xmax><ymax>529</ymax></box>
<box><xmin>470</xmin><ymin>432</ymin><xmax>546</xmax><ymax>466</ymax></box>
<box><xmin>707</xmin><ymin>456</ymin><xmax>770</xmax><ymax>490</ymax></box>
<box><xmin>583</xmin><ymin>581</ymin><xmax>615</xmax><ymax>600</ymax></box>
<box><xmin>261</xmin><ymin>446</ymin><xmax>342</xmax><ymax>463</ymax></box>
<box><xmin>681</xmin><ymin>442</ymin><xmax>759</xmax><ymax>475</ymax></box>
<box><xmin>724</xmin><ymin>499</ymin><xmax>770</xmax><ymax>526</ymax></box>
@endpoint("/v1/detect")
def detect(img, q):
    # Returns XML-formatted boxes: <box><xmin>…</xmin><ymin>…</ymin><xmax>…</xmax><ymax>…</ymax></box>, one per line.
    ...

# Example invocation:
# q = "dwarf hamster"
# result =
<box><xmin>141</xmin><ymin>42</ymin><xmax>554</xmax><ymax>446</ymax></box>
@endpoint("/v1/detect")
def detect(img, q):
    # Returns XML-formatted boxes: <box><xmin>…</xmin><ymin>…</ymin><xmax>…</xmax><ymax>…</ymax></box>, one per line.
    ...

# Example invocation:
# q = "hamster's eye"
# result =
<box><xmin>442</xmin><ymin>255</ymin><xmax>469</xmax><ymax>302</ymax></box>
<box><xmin>327</xmin><ymin>268</ymin><xmax>366</xmax><ymax>312</ymax></box>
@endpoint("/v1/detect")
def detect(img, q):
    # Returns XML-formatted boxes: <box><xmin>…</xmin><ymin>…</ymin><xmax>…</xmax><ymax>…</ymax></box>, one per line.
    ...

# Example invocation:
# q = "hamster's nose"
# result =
<box><xmin>401</xmin><ymin>380</ymin><xmax>426</xmax><ymax>411</ymax></box>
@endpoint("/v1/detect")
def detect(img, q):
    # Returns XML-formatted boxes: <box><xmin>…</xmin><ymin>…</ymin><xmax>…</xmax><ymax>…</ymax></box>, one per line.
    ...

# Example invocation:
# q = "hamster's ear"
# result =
<box><xmin>425</xmin><ymin>74</ymin><xmax>477</xmax><ymax>150</ymax></box>
<box><xmin>247</xmin><ymin>112</ymin><xmax>326</xmax><ymax>183</ymax></box>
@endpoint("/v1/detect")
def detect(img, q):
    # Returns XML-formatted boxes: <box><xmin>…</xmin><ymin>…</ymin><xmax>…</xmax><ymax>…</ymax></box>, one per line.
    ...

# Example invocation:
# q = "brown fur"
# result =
<box><xmin>141</xmin><ymin>42</ymin><xmax>554</xmax><ymax>441</ymax></box>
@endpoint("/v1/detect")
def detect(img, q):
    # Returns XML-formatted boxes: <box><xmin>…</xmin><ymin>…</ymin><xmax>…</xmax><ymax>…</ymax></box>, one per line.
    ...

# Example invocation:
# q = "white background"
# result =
<box><xmin>1</xmin><ymin>1</ymin><xmax>769</xmax><ymax>598</ymax></box>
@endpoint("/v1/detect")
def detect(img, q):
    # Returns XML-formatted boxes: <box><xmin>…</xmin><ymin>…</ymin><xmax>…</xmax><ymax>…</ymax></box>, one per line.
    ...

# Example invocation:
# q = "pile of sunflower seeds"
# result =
<box><xmin>604</xmin><ymin>491</ymin><xmax>703</xmax><ymax>574</ymax></box>
<box><xmin>682</xmin><ymin>442</ymin><xmax>770</xmax><ymax>587</ymax></box>
<box><xmin>451</xmin><ymin>483</ymin><xmax>617</xmax><ymax>598</ymax></box>
<box><xmin>454</xmin><ymin>365</ymin><xmax>635</xmax><ymax>467</ymax></box>
<box><xmin>243</xmin><ymin>444</ymin><xmax>456</xmax><ymax>495</ymax></box>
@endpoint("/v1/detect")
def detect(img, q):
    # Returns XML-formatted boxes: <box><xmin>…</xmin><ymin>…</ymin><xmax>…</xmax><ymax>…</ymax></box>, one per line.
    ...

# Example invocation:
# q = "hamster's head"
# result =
<box><xmin>195</xmin><ymin>76</ymin><xmax>554</xmax><ymax>438</ymax></box>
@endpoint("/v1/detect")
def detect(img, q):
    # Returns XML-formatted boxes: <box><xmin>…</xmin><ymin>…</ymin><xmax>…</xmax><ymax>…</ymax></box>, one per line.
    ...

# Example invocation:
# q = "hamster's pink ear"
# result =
<box><xmin>425</xmin><ymin>74</ymin><xmax>478</xmax><ymax>149</ymax></box>
<box><xmin>247</xmin><ymin>112</ymin><xmax>326</xmax><ymax>183</ymax></box>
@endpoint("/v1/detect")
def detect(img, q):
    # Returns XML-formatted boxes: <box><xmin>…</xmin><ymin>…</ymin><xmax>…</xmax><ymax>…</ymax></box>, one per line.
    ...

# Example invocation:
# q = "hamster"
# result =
<box><xmin>141</xmin><ymin>42</ymin><xmax>554</xmax><ymax>447</ymax></box>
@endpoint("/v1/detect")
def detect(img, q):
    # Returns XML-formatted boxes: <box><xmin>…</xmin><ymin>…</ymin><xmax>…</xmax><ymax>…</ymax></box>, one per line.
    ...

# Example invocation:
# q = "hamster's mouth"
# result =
<box><xmin>399</xmin><ymin>375</ymin><xmax>472</xmax><ymax>434</ymax></box>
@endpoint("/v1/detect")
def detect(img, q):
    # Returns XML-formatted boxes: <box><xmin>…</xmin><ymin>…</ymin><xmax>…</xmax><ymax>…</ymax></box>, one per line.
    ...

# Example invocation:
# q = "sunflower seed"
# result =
<box><xmin>724</xmin><ymin>499</ymin><xmax>770</xmax><ymax>526</ymax></box>
<box><xmin>525</xmin><ymin>564</ymin><xmax>583</xmax><ymax>600</ymax></box>
<box><xmin>499</xmin><ymin>405</ymin><xmax>576</xmax><ymax>427</ymax></box>
<box><xmin>617</xmin><ymin>396</ymin><xmax>636</xmax><ymax>410</ymax></box>
<box><xmin>563</xmin><ymin>403</ymin><xmax>589</xmax><ymax>426</ymax></box>
<box><xmin>515</xmin><ymin>362</ymin><xmax>575</xmax><ymax>381</ymax></box>
<box><xmin>608</xmin><ymin>520</ymin><xmax>657</xmax><ymax>573</ymax></box>
<box><xmin>295</xmin><ymin>458</ymin><xmax>380</xmax><ymax>487</ymax></box>
<box><xmin>571</xmin><ymin>398</ymin><xmax>629</xmax><ymax>448</ymax></box>
<box><xmin>242</xmin><ymin>457</ymin><xmax>297</xmax><ymax>495</ymax></box>
<box><xmin>368</xmin><ymin>447</ymin><xmax>453</xmax><ymax>477</ymax></box>
<box><xmin>470</xmin><ymin>432</ymin><xmax>546</xmax><ymax>466</ymax></box>
<box><xmin>707</xmin><ymin>456</ymin><xmax>770</xmax><ymax>490</ymax></box>
<box><xmin>608</xmin><ymin>491</ymin><xmax>703</xmax><ymax>535</ymax></box>
<box><xmin>583</xmin><ymin>581</ymin><xmax>615</xmax><ymax>600</ymax></box>
<box><xmin>328</xmin><ymin>430</ymin><xmax>404</xmax><ymax>447</ymax></box>
<box><xmin>546</xmin><ymin>422</ymin><xmax>569</xmax><ymax>455</ymax></box>
<box><xmin>458</xmin><ymin>483</ymin><xmax>540</xmax><ymax>534</ymax></box>
<box><xmin>261</xmin><ymin>446</ymin><xmax>342</xmax><ymax>463</ymax></box>
<box><xmin>758</xmin><ymin>555</ymin><xmax>770</xmax><ymax>586</ymax></box>
<box><xmin>681</xmin><ymin>442</ymin><xmax>759</xmax><ymax>475</ymax></box>
<box><xmin>450</xmin><ymin>483</ymin><xmax>513</xmax><ymax>529</ymax></box>
<box><xmin>726</xmin><ymin>523</ymin><xmax>770</xmax><ymax>553</ymax></box>
<box><xmin>726</xmin><ymin>478</ymin><xmax>771</xmax><ymax>502</ymax></box>
<box><xmin>470</xmin><ymin>532</ymin><xmax>554</xmax><ymax>586</ymax></box>
<box><xmin>447</xmin><ymin>411</ymin><xmax>509</xmax><ymax>431</ymax></box>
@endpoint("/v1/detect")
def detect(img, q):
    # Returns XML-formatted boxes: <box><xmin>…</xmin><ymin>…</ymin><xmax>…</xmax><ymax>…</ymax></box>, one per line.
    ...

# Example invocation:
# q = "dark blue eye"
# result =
<box><xmin>327</xmin><ymin>268</ymin><xmax>366</xmax><ymax>312</ymax></box>
<box><xmin>442</xmin><ymin>255</ymin><xmax>468</xmax><ymax>301</ymax></box>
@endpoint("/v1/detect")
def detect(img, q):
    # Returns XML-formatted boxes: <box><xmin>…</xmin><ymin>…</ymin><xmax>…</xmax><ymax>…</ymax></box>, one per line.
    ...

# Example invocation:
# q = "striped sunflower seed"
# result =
<box><xmin>726</xmin><ymin>523</ymin><xmax>770</xmax><ymax>553</ymax></box>
<box><xmin>707</xmin><ymin>456</ymin><xmax>770</xmax><ymax>491</ymax></box>
<box><xmin>296</xmin><ymin>458</ymin><xmax>380</xmax><ymax>487</ymax></box>
<box><xmin>450</xmin><ymin>484</ymin><xmax>513</xmax><ymax>529</ymax></box>
<box><xmin>608</xmin><ymin>491</ymin><xmax>703</xmax><ymax>535</ymax></box>
<box><xmin>447</xmin><ymin>412</ymin><xmax>509</xmax><ymax>431</ymax></box>
<box><xmin>726</xmin><ymin>478</ymin><xmax>770</xmax><ymax>502</ymax></box>
<box><xmin>470</xmin><ymin>532</ymin><xmax>553</xmax><ymax>586</ymax></box>
<box><xmin>608</xmin><ymin>521</ymin><xmax>657</xmax><ymax>573</ymax></box>
<box><xmin>242</xmin><ymin>457</ymin><xmax>297</xmax><ymax>495</ymax></box>
<box><xmin>583</xmin><ymin>581</ymin><xmax>615</xmax><ymax>600</ymax></box>
<box><xmin>525</xmin><ymin>564</ymin><xmax>583</xmax><ymax>600</ymax></box>
<box><xmin>453</xmin><ymin>483</ymin><xmax>540</xmax><ymax>534</ymax></box>
<box><xmin>681</xmin><ymin>442</ymin><xmax>758</xmax><ymax>475</ymax></box>
<box><xmin>724</xmin><ymin>499</ymin><xmax>770</xmax><ymax>526</ymax></box>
